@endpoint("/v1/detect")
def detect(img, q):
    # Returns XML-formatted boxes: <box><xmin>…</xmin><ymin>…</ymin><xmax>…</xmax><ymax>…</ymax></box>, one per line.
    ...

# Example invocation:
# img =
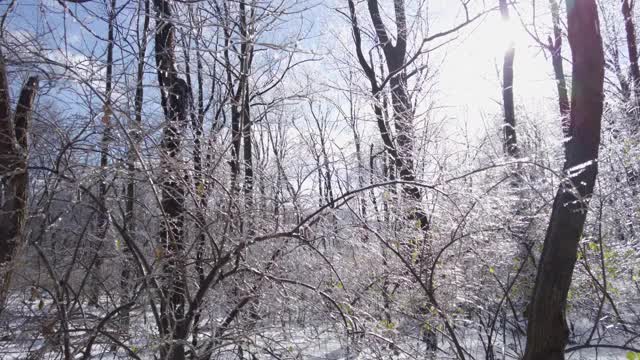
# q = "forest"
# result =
<box><xmin>0</xmin><ymin>0</ymin><xmax>637</xmax><ymax>359</ymax></box>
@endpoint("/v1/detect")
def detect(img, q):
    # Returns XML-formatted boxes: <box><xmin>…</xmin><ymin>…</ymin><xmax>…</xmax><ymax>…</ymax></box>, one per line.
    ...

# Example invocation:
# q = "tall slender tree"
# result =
<box><xmin>121</xmin><ymin>0</ymin><xmax>150</xmax><ymax>332</ymax></box>
<box><xmin>223</xmin><ymin>0</ymin><xmax>255</xmax><ymax>222</ymax></box>
<box><xmin>153</xmin><ymin>0</ymin><xmax>191</xmax><ymax>358</ymax></box>
<box><xmin>548</xmin><ymin>0</ymin><xmax>571</xmax><ymax>136</ymax></box>
<box><xmin>0</xmin><ymin>60</ymin><xmax>38</xmax><ymax>311</ymax></box>
<box><xmin>88</xmin><ymin>0</ymin><xmax>117</xmax><ymax>307</ymax></box>
<box><xmin>500</xmin><ymin>0</ymin><xmax>518</xmax><ymax>157</ymax></box>
<box><xmin>524</xmin><ymin>0</ymin><xmax>605</xmax><ymax>358</ymax></box>
<box><xmin>623</xmin><ymin>0</ymin><xmax>640</xmax><ymax>107</ymax></box>
<box><xmin>348</xmin><ymin>0</ymin><xmax>428</xmax><ymax>231</ymax></box>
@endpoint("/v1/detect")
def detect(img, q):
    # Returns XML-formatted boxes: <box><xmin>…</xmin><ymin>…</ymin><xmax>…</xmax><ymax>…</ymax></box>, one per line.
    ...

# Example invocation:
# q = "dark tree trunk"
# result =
<box><xmin>190</xmin><ymin>27</ymin><xmax>207</xmax><ymax>358</ymax></box>
<box><xmin>242</xmin><ymin>86</ymin><xmax>253</xmax><ymax>211</ymax></box>
<box><xmin>549</xmin><ymin>0</ymin><xmax>571</xmax><ymax>136</ymax></box>
<box><xmin>499</xmin><ymin>0</ymin><xmax>532</xmax><ymax>313</ymax></box>
<box><xmin>523</xmin><ymin>0</ymin><xmax>605</xmax><ymax>359</ymax></box>
<box><xmin>623</xmin><ymin>0</ymin><xmax>640</xmax><ymax>105</ymax></box>
<box><xmin>500</xmin><ymin>0</ymin><xmax>518</xmax><ymax>157</ymax></box>
<box><xmin>88</xmin><ymin>0</ymin><xmax>117</xmax><ymax>307</ymax></box>
<box><xmin>367</xmin><ymin>0</ymin><xmax>416</xmax><ymax>192</ymax></box>
<box><xmin>0</xmin><ymin>63</ymin><xmax>38</xmax><ymax>311</ymax></box>
<box><xmin>348</xmin><ymin>0</ymin><xmax>428</xmax><ymax>231</ymax></box>
<box><xmin>153</xmin><ymin>0</ymin><xmax>190</xmax><ymax>358</ymax></box>
<box><xmin>122</xmin><ymin>0</ymin><xmax>150</xmax><ymax>332</ymax></box>
<box><xmin>224</xmin><ymin>0</ymin><xmax>254</xmax><ymax>228</ymax></box>
<box><xmin>229</xmin><ymin>89</ymin><xmax>241</xmax><ymax>197</ymax></box>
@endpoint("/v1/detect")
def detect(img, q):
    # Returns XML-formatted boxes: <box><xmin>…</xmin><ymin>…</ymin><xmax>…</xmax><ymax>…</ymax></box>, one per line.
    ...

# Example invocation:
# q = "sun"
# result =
<box><xmin>480</xmin><ymin>12</ymin><xmax>526</xmax><ymax>57</ymax></box>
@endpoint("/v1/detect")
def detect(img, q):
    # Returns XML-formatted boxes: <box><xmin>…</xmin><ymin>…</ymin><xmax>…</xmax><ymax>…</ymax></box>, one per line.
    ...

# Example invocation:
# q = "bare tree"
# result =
<box><xmin>153</xmin><ymin>0</ymin><xmax>191</xmax><ymax>358</ymax></box>
<box><xmin>87</xmin><ymin>0</ymin><xmax>117</xmax><ymax>307</ymax></box>
<box><xmin>0</xmin><ymin>63</ymin><xmax>38</xmax><ymax>311</ymax></box>
<box><xmin>121</xmin><ymin>0</ymin><xmax>150</xmax><ymax>332</ymax></box>
<box><xmin>347</xmin><ymin>0</ymin><xmax>429</xmax><ymax>231</ymax></box>
<box><xmin>500</xmin><ymin>0</ymin><xmax>518</xmax><ymax>157</ymax></box>
<box><xmin>622</xmin><ymin>0</ymin><xmax>640</xmax><ymax>106</ymax></box>
<box><xmin>548</xmin><ymin>0</ymin><xmax>571</xmax><ymax>133</ymax></box>
<box><xmin>524</xmin><ymin>0</ymin><xmax>605</xmax><ymax>358</ymax></box>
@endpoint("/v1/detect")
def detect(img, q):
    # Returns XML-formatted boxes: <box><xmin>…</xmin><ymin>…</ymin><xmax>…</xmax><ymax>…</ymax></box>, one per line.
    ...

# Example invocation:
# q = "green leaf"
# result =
<box><xmin>422</xmin><ymin>322</ymin><xmax>431</xmax><ymax>332</ymax></box>
<box><xmin>380</xmin><ymin>320</ymin><xmax>396</xmax><ymax>330</ymax></box>
<box><xmin>626</xmin><ymin>351</ymin><xmax>636</xmax><ymax>360</ymax></box>
<box><xmin>411</xmin><ymin>250</ymin><xmax>419</xmax><ymax>264</ymax></box>
<box><xmin>489</xmin><ymin>266</ymin><xmax>495</xmax><ymax>274</ymax></box>
<box><xmin>338</xmin><ymin>302</ymin><xmax>353</xmax><ymax>315</ymax></box>
<box><xmin>196</xmin><ymin>182</ymin><xmax>206</xmax><ymax>197</ymax></box>
<box><xmin>604</xmin><ymin>249</ymin><xmax>614</xmax><ymax>260</ymax></box>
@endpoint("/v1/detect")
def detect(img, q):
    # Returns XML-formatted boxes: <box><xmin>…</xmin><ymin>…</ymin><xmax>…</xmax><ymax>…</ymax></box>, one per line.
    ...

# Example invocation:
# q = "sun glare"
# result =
<box><xmin>439</xmin><ymin>9</ymin><xmax>556</xmax><ymax>133</ymax></box>
<box><xmin>485</xmin><ymin>15</ymin><xmax>522</xmax><ymax>55</ymax></box>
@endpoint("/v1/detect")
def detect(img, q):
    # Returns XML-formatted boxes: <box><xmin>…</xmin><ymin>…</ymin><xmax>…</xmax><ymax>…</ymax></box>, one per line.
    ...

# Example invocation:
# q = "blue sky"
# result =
<box><xmin>3</xmin><ymin>0</ymin><xmax>563</xmax><ymax>144</ymax></box>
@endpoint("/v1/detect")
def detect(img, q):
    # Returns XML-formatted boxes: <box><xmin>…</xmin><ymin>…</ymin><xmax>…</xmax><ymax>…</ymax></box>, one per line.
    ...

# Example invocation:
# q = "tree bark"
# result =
<box><xmin>239</xmin><ymin>1</ymin><xmax>254</xmax><ymax>215</ymax></box>
<box><xmin>224</xmin><ymin>0</ymin><xmax>254</xmax><ymax>232</ymax></box>
<box><xmin>153</xmin><ymin>0</ymin><xmax>190</xmax><ymax>358</ymax></box>
<box><xmin>623</xmin><ymin>0</ymin><xmax>640</xmax><ymax>105</ymax></box>
<box><xmin>88</xmin><ymin>0</ymin><xmax>117</xmax><ymax>307</ymax></box>
<box><xmin>189</xmin><ymin>18</ymin><xmax>207</xmax><ymax>357</ymax></box>
<box><xmin>549</xmin><ymin>0</ymin><xmax>571</xmax><ymax>137</ymax></box>
<box><xmin>500</xmin><ymin>0</ymin><xmax>518</xmax><ymax>157</ymax></box>
<box><xmin>348</xmin><ymin>0</ymin><xmax>428</xmax><ymax>230</ymax></box>
<box><xmin>523</xmin><ymin>0</ymin><xmax>605</xmax><ymax>359</ymax></box>
<box><xmin>367</xmin><ymin>0</ymin><xmax>416</xmax><ymax>190</ymax></box>
<box><xmin>0</xmin><ymin>61</ymin><xmax>38</xmax><ymax>311</ymax></box>
<box><xmin>122</xmin><ymin>0</ymin><xmax>149</xmax><ymax>332</ymax></box>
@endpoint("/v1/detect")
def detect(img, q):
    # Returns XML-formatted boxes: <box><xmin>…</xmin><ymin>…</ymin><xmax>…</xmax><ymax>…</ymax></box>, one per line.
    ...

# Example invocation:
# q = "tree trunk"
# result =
<box><xmin>0</xmin><ymin>62</ymin><xmax>38</xmax><ymax>311</ymax></box>
<box><xmin>549</xmin><ymin>0</ymin><xmax>571</xmax><ymax>137</ymax></box>
<box><xmin>153</xmin><ymin>0</ymin><xmax>190</xmax><ymax>358</ymax></box>
<box><xmin>348</xmin><ymin>0</ymin><xmax>428</xmax><ymax>230</ymax></box>
<box><xmin>350</xmin><ymin>0</ymin><xmax>434</xmax><ymax>349</ymax></box>
<box><xmin>190</xmin><ymin>25</ymin><xmax>207</xmax><ymax>358</ymax></box>
<box><xmin>500</xmin><ymin>0</ymin><xmax>518</xmax><ymax>157</ymax></box>
<box><xmin>242</xmin><ymin>86</ymin><xmax>253</xmax><ymax>214</ymax></box>
<box><xmin>523</xmin><ymin>0</ymin><xmax>605</xmax><ymax>359</ymax></box>
<box><xmin>121</xmin><ymin>0</ymin><xmax>150</xmax><ymax>332</ymax></box>
<box><xmin>623</xmin><ymin>0</ymin><xmax>640</xmax><ymax>106</ymax></box>
<box><xmin>88</xmin><ymin>0</ymin><xmax>117</xmax><ymax>307</ymax></box>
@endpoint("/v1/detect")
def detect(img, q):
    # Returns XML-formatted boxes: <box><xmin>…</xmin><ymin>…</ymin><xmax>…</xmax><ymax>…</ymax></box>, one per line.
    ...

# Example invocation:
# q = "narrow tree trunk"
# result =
<box><xmin>88</xmin><ymin>0</ymin><xmax>117</xmax><ymax>307</ymax></box>
<box><xmin>0</xmin><ymin>64</ymin><xmax>38</xmax><ymax>311</ymax></box>
<box><xmin>523</xmin><ymin>0</ymin><xmax>605</xmax><ymax>358</ymax></box>
<box><xmin>498</xmin><ymin>0</ymin><xmax>533</xmax><ymax>314</ymax></box>
<box><xmin>549</xmin><ymin>0</ymin><xmax>570</xmax><ymax>136</ymax></box>
<box><xmin>348</xmin><ymin>0</ymin><xmax>428</xmax><ymax>230</ymax></box>
<box><xmin>190</xmin><ymin>27</ymin><xmax>207</xmax><ymax>358</ymax></box>
<box><xmin>242</xmin><ymin>89</ymin><xmax>253</xmax><ymax>213</ymax></box>
<box><xmin>500</xmin><ymin>0</ymin><xmax>518</xmax><ymax>157</ymax></box>
<box><xmin>237</xmin><ymin>0</ymin><xmax>254</xmax><ymax>220</ymax></box>
<box><xmin>223</xmin><ymin>2</ymin><xmax>243</xmax><ymax>206</ymax></box>
<box><xmin>623</xmin><ymin>0</ymin><xmax>640</xmax><ymax>106</ymax></box>
<box><xmin>350</xmin><ymin>0</ymin><xmax>434</xmax><ymax>350</ymax></box>
<box><xmin>122</xmin><ymin>0</ymin><xmax>149</xmax><ymax>332</ymax></box>
<box><xmin>153</xmin><ymin>0</ymin><xmax>190</xmax><ymax>358</ymax></box>
<box><xmin>601</xmin><ymin>11</ymin><xmax>632</xmax><ymax>103</ymax></box>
